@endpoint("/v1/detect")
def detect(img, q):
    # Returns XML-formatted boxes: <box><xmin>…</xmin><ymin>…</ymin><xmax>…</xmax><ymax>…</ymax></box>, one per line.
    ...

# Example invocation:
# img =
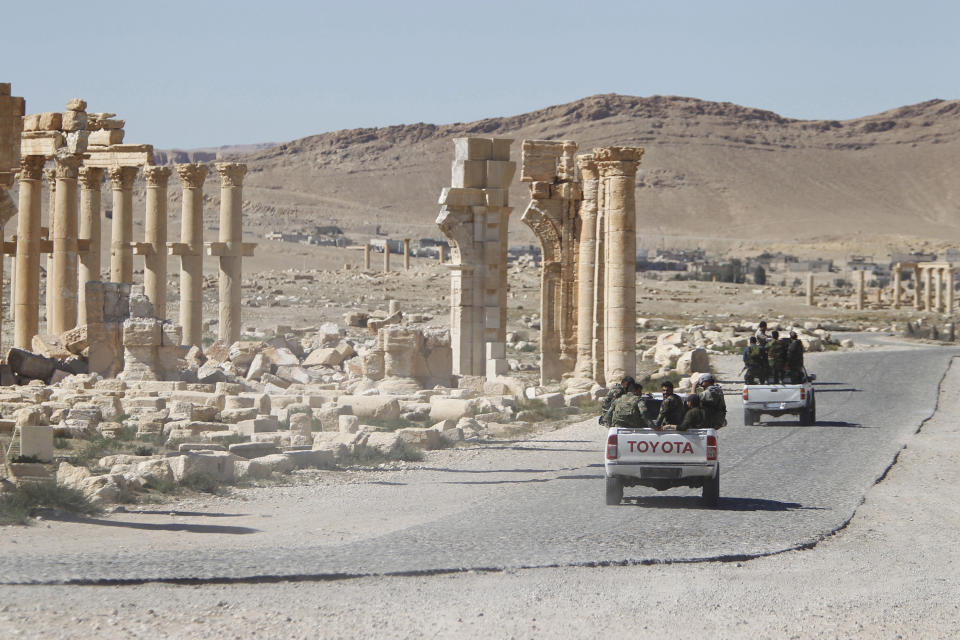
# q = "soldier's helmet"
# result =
<box><xmin>700</xmin><ymin>373</ymin><xmax>715</xmax><ymax>384</ymax></box>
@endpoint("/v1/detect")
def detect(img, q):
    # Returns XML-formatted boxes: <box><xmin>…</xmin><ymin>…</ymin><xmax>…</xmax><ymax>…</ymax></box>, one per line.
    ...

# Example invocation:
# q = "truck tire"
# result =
<box><xmin>743</xmin><ymin>409</ymin><xmax>756</xmax><ymax>426</ymax></box>
<box><xmin>605</xmin><ymin>476</ymin><xmax>624</xmax><ymax>505</ymax></box>
<box><xmin>809</xmin><ymin>397</ymin><xmax>816</xmax><ymax>425</ymax></box>
<box><xmin>702</xmin><ymin>466</ymin><xmax>720</xmax><ymax>508</ymax></box>
<box><xmin>799</xmin><ymin>407</ymin><xmax>811</xmax><ymax>426</ymax></box>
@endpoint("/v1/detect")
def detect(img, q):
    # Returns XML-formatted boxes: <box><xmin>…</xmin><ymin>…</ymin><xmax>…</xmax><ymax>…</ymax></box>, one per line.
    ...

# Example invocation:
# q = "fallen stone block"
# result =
<box><xmin>428</xmin><ymin>397</ymin><xmax>477</xmax><ymax>422</ymax></box>
<box><xmin>284</xmin><ymin>449</ymin><xmax>335</xmax><ymax>469</ymax></box>
<box><xmin>237</xmin><ymin>416</ymin><xmax>279</xmax><ymax>435</ymax></box>
<box><xmin>395</xmin><ymin>427</ymin><xmax>445</xmax><ymax>450</ymax></box>
<box><xmin>250</xmin><ymin>453</ymin><xmax>295</xmax><ymax>474</ymax></box>
<box><xmin>337</xmin><ymin>395</ymin><xmax>401</xmax><ymax>420</ymax></box>
<box><xmin>168</xmin><ymin>451</ymin><xmax>236</xmax><ymax>483</ymax></box>
<box><xmin>229</xmin><ymin>442</ymin><xmax>281</xmax><ymax>459</ymax></box>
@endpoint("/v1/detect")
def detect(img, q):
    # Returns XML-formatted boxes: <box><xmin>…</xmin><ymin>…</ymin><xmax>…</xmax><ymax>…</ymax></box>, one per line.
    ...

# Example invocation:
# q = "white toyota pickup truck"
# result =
<box><xmin>742</xmin><ymin>377</ymin><xmax>816</xmax><ymax>426</ymax></box>
<box><xmin>604</xmin><ymin>426</ymin><xmax>719</xmax><ymax>507</ymax></box>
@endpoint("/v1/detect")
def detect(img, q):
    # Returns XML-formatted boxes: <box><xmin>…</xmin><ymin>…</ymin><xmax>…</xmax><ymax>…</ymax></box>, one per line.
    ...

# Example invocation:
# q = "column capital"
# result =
<box><xmin>18</xmin><ymin>156</ymin><xmax>45</xmax><ymax>181</ymax></box>
<box><xmin>78</xmin><ymin>166</ymin><xmax>104</xmax><ymax>189</ymax></box>
<box><xmin>54</xmin><ymin>153</ymin><xmax>84</xmax><ymax>180</ymax></box>
<box><xmin>176</xmin><ymin>163</ymin><xmax>209</xmax><ymax>188</ymax></box>
<box><xmin>44</xmin><ymin>166</ymin><xmax>57</xmax><ymax>185</ymax></box>
<box><xmin>215</xmin><ymin>162</ymin><xmax>247</xmax><ymax>187</ymax></box>
<box><xmin>594</xmin><ymin>146</ymin><xmax>644</xmax><ymax>177</ymax></box>
<box><xmin>109</xmin><ymin>165</ymin><xmax>139</xmax><ymax>189</ymax></box>
<box><xmin>576</xmin><ymin>153</ymin><xmax>598</xmax><ymax>180</ymax></box>
<box><xmin>143</xmin><ymin>165</ymin><xmax>172</xmax><ymax>187</ymax></box>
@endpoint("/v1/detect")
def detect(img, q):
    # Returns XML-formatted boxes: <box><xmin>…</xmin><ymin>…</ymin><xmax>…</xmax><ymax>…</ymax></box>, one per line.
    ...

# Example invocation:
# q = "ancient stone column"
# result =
<box><xmin>363</xmin><ymin>242</ymin><xmax>371</xmax><ymax>270</ymax></box>
<box><xmin>175</xmin><ymin>163</ymin><xmax>207</xmax><ymax>346</ymax></box>
<box><xmin>403</xmin><ymin>238</ymin><xmax>410</xmax><ymax>270</ymax></box>
<box><xmin>143</xmin><ymin>166</ymin><xmax>171</xmax><ymax>320</ymax></box>
<box><xmin>438</xmin><ymin>244</ymin><xmax>445</xmax><ymax>264</ymax></box>
<box><xmin>78</xmin><ymin>166</ymin><xmax>104</xmax><ymax>325</ymax></box>
<box><xmin>855</xmin><ymin>270</ymin><xmax>865</xmax><ymax>310</ymax></box>
<box><xmin>50</xmin><ymin>153</ymin><xmax>83</xmax><ymax>334</ymax></box>
<box><xmin>592</xmin><ymin>183</ymin><xmax>607</xmax><ymax>383</ymax></box>
<box><xmin>14</xmin><ymin>156</ymin><xmax>45</xmax><ymax>349</ymax></box>
<box><xmin>947</xmin><ymin>269</ymin><xmax>955</xmax><ymax>314</ymax></box>
<box><xmin>44</xmin><ymin>166</ymin><xmax>56</xmax><ymax>328</ymax></box>
<box><xmin>806</xmin><ymin>273</ymin><xmax>814</xmax><ymax>306</ymax></box>
<box><xmin>215</xmin><ymin>162</ymin><xmax>247</xmax><ymax>345</ymax></box>
<box><xmin>575</xmin><ymin>154</ymin><xmax>599</xmax><ymax>378</ymax></box>
<box><xmin>109</xmin><ymin>166</ymin><xmax>138</xmax><ymax>283</ymax></box>
<box><xmin>935</xmin><ymin>267</ymin><xmax>944</xmax><ymax>313</ymax></box>
<box><xmin>914</xmin><ymin>266</ymin><xmax>922</xmax><ymax>310</ymax></box>
<box><xmin>383</xmin><ymin>242</ymin><xmax>390</xmax><ymax>272</ymax></box>
<box><xmin>595</xmin><ymin>146</ymin><xmax>643</xmax><ymax>383</ymax></box>
<box><xmin>924</xmin><ymin>268</ymin><xmax>933</xmax><ymax>312</ymax></box>
<box><xmin>892</xmin><ymin>267</ymin><xmax>901</xmax><ymax>309</ymax></box>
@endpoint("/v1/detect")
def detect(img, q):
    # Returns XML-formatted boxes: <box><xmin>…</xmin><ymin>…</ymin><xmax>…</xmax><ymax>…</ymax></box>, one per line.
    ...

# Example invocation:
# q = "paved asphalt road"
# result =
<box><xmin>2</xmin><ymin>336</ymin><xmax>957</xmax><ymax>584</ymax></box>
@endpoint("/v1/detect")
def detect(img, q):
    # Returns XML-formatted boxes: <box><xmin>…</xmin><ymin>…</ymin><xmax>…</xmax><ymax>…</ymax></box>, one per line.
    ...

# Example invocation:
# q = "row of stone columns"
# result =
<box><xmin>12</xmin><ymin>158</ymin><xmax>250</xmax><ymax>350</ymax></box>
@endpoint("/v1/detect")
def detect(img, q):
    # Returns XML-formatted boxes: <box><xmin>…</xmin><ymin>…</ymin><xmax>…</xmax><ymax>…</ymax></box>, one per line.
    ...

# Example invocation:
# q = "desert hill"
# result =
<box><xmin>218</xmin><ymin>94</ymin><xmax>960</xmax><ymax>256</ymax></box>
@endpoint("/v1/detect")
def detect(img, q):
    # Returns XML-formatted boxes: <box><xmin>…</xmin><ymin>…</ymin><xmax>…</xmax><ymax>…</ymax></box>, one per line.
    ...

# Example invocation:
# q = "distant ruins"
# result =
<box><xmin>0</xmin><ymin>83</ymin><xmax>255</xmax><ymax>381</ymax></box>
<box><xmin>438</xmin><ymin>137</ymin><xmax>644</xmax><ymax>386</ymax></box>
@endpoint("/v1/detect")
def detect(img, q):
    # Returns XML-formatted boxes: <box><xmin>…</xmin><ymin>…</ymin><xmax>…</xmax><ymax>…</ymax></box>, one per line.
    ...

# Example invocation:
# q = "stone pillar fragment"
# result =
<box><xmin>44</xmin><ymin>167</ymin><xmax>55</xmax><ymax>329</ymax></box>
<box><xmin>806</xmin><ymin>273</ymin><xmax>815</xmax><ymax>306</ymax></box>
<box><xmin>436</xmin><ymin>137</ymin><xmax>515</xmax><ymax>379</ymax></box>
<box><xmin>914</xmin><ymin>266</ymin><xmax>922</xmax><ymax>310</ymax></box>
<box><xmin>947</xmin><ymin>269</ymin><xmax>955</xmax><ymax>314</ymax></box>
<box><xmin>383</xmin><ymin>242</ymin><xmax>390</xmax><ymax>272</ymax></box>
<box><xmin>109</xmin><ymin>166</ymin><xmax>138</xmax><ymax>283</ymax></box>
<box><xmin>14</xmin><ymin>156</ymin><xmax>45</xmax><ymax>349</ymax></box>
<box><xmin>78</xmin><ymin>166</ymin><xmax>104</xmax><ymax>325</ymax></box>
<box><xmin>855</xmin><ymin>270</ymin><xmax>865</xmax><ymax>310</ymax></box>
<box><xmin>50</xmin><ymin>153</ymin><xmax>83</xmax><ymax>334</ymax></box>
<box><xmin>935</xmin><ymin>268</ymin><xmax>943</xmax><ymax>313</ymax></box>
<box><xmin>924</xmin><ymin>268</ymin><xmax>933</xmax><ymax>312</ymax></box>
<box><xmin>175</xmin><ymin>164</ymin><xmax>207</xmax><ymax>346</ymax></box>
<box><xmin>214</xmin><ymin>162</ymin><xmax>247</xmax><ymax>345</ymax></box>
<box><xmin>520</xmin><ymin>139</ymin><xmax>581</xmax><ymax>384</ymax></box>
<box><xmin>143</xmin><ymin>166</ymin><xmax>171</xmax><ymax>320</ymax></box>
<box><xmin>892</xmin><ymin>267</ymin><xmax>901</xmax><ymax>309</ymax></box>
<box><xmin>363</xmin><ymin>242</ymin><xmax>370</xmax><ymax>270</ymax></box>
<box><xmin>403</xmin><ymin>238</ymin><xmax>410</xmax><ymax>270</ymax></box>
<box><xmin>595</xmin><ymin>146</ymin><xmax>643</xmax><ymax>383</ymax></box>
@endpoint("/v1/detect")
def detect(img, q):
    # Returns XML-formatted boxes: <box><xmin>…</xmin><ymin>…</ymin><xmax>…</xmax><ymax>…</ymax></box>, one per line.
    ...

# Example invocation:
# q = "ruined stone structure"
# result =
<box><xmin>520</xmin><ymin>140</ymin><xmax>581</xmax><ymax>384</ymax></box>
<box><xmin>436</xmin><ymin>138</ymin><xmax>515</xmax><ymax>379</ymax></box>
<box><xmin>519</xmin><ymin>142</ymin><xmax>643</xmax><ymax>386</ymax></box>
<box><xmin>894</xmin><ymin>262</ymin><xmax>955</xmax><ymax>313</ymax></box>
<box><xmin>0</xmin><ymin>84</ymin><xmax>25</xmax><ymax>354</ymax></box>
<box><xmin>0</xmin><ymin>86</ymin><xmax>254</xmax><ymax>380</ymax></box>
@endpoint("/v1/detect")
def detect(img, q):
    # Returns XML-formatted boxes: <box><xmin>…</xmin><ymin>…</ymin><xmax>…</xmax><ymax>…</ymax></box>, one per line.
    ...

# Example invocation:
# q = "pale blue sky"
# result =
<box><xmin>3</xmin><ymin>0</ymin><xmax>956</xmax><ymax>148</ymax></box>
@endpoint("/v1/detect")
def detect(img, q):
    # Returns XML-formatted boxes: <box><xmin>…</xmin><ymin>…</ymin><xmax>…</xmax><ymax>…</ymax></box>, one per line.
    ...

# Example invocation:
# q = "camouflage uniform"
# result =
<box><xmin>610</xmin><ymin>394</ymin><xmax>654</xmax><ymax>429</ymax></box>
<box><xmin>657</xmin><ymin>393</ymin><xmax>686</xmax><ymax>427</ymax></box>
<box><xmin>599</xmin><ymin>383</ymin><xmax>626</xmax><ymax>426</ymax></box>
<box><xmin>677</xmin><ymin>407</ymin><xmax>706</xmax><ymax>431</ymax></box>
<box><xmin>766</xmin><ymin>339</ymin><xmax>787</xmax><ymax>384</ymax></box>
<box><xmin>786</xmin><ymin>338</ymin><xmax>805</xmax><ymax>384</ymax></box>
<box><xmin>698</xmin><ymin>384</ymin><xmax>727</xmax><ymax>429</ymax></box>
<box><xmin>743</xmin><ymin>344</ymin><xmax>767</xmax><ymax>385</ymax></box>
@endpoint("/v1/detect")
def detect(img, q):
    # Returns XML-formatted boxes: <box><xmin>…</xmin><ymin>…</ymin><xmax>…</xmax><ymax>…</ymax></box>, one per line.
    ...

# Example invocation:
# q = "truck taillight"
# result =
<box><xmin>742</xmin><ymin>388</ymin><xmax>748</xmax><ymax>401</ymax></box>
<box><xmin>800</xmin><ymin>388</ymin><xmax>806</xmax><ymax>400</ymax></box>
<box><xmin>706</xmin><ymin>435</ymin><xmax>717</xmax><ymax>461</ymax></box>
<box><xmin>606</xmin><ymin>433</ymin><xmax>618</xmax><ymax>460</ymax></box>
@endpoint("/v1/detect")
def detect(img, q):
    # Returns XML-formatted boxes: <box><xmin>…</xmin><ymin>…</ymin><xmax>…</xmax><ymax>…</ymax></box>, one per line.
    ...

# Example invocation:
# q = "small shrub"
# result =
<box><xmin>517</xmin><ymin>398</ymin><xmax>568</xmax><ymax>422</ymax></box>
<box><xmin>142</xmin><ymin>476</ymin><xmax>180</xmax><ymax>495</ymax></box>
<box><xmin>10</xmin><ymin>454</ymin><xmax>42</xmax><ymax>464</ymax></box>
<box><xmin>53</xmin><ymin>437</ymin><xmax>70</xmax><ymax>450</ymax></box>
<box><xmin>133</xmin><ymin>445</ymin><xmax>155</xmax><ymax>457</ymax></box>
<box><xmin>0</xmin><ymin>482</ymin><xmax>102</xmax><ymax>525</ymax></box>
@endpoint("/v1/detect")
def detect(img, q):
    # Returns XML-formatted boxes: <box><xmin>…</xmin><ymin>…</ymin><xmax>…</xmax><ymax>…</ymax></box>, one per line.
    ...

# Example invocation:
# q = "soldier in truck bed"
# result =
<box><xmin>766</xmin><ymin>330</ymin><xmax>787</xmax><ymax>384</ymax></box>
<box><xmin>742</xmin><ymin>335</ymin><xmax>767</xmax><ymax>385</ymax></box>
<box><xmin>676</xmin><ymin>394</ymin><xmax>706</xmax><ymax>431</ymax></box>
<box><xmin>611</xmin><ymin>381</ymin><xmax>655</xmax><ymax>429</ymax></box>
<box><xmin>599</xmin><ymin>376</ymin><xmax>633</xmax><ymax>426</ymax></box>
<box><xmin>656</xmin><ymin>380</ymin><xmax>685</xmax><ymax>427</ymax></box>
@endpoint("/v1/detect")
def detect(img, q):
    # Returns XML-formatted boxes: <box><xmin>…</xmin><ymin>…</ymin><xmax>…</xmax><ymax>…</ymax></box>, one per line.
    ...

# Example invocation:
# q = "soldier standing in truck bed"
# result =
<box><xmin>786</xmin><ymin>330</ymin><xmax>806</xmax><ymax>384</ymax></box>
<box><xmin>742</xmin><ymin>336</ymin><xmax>767</xmax><ymax>385</ymax></box>
<box><xmin>766</xmin><ymin>330</ymin><xmax>787</xmax><ymax>384</ymax></box>
<box><xmin>656</xmin><ymin>380</ymin><xmax>686</xmax><ymax>427</ymax></box>
<box><xmin>611</xmin><ymin>381</ymin><xmax>655</xmax><ymax>429</ymax></box>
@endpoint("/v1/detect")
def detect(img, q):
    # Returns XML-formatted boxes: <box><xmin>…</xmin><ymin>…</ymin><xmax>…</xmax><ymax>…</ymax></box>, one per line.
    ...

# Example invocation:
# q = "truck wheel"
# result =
<box><xmin>605</xmin><ymin>476</ymin><xmax>624</xmax><ymax>505</ymax></box>
<box><xmin>809</xmin><ymin>398</ymin><xmax>816</xmax><ymax>425</ymax></box>
<box><xmin>743</xmin><ymin>409</ymin><xmax>755</xmax><ymax>426</ymax></box>
<box><xmin>702</xmin><ymin>466</ymin><xmax>720</xmax><ymax>508</ymax></box>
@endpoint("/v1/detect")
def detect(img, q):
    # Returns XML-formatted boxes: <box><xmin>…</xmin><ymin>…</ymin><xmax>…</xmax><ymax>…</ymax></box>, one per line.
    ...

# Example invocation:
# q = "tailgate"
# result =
<box><xmin>616</xmin><ymin>430</ymin><xmax>709</xmax><ymax>464</ymax></box>
<box><xmin>744</xmin><ymin>385</ymin><xmax>803</xmax><ymax>404</ymax></box>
